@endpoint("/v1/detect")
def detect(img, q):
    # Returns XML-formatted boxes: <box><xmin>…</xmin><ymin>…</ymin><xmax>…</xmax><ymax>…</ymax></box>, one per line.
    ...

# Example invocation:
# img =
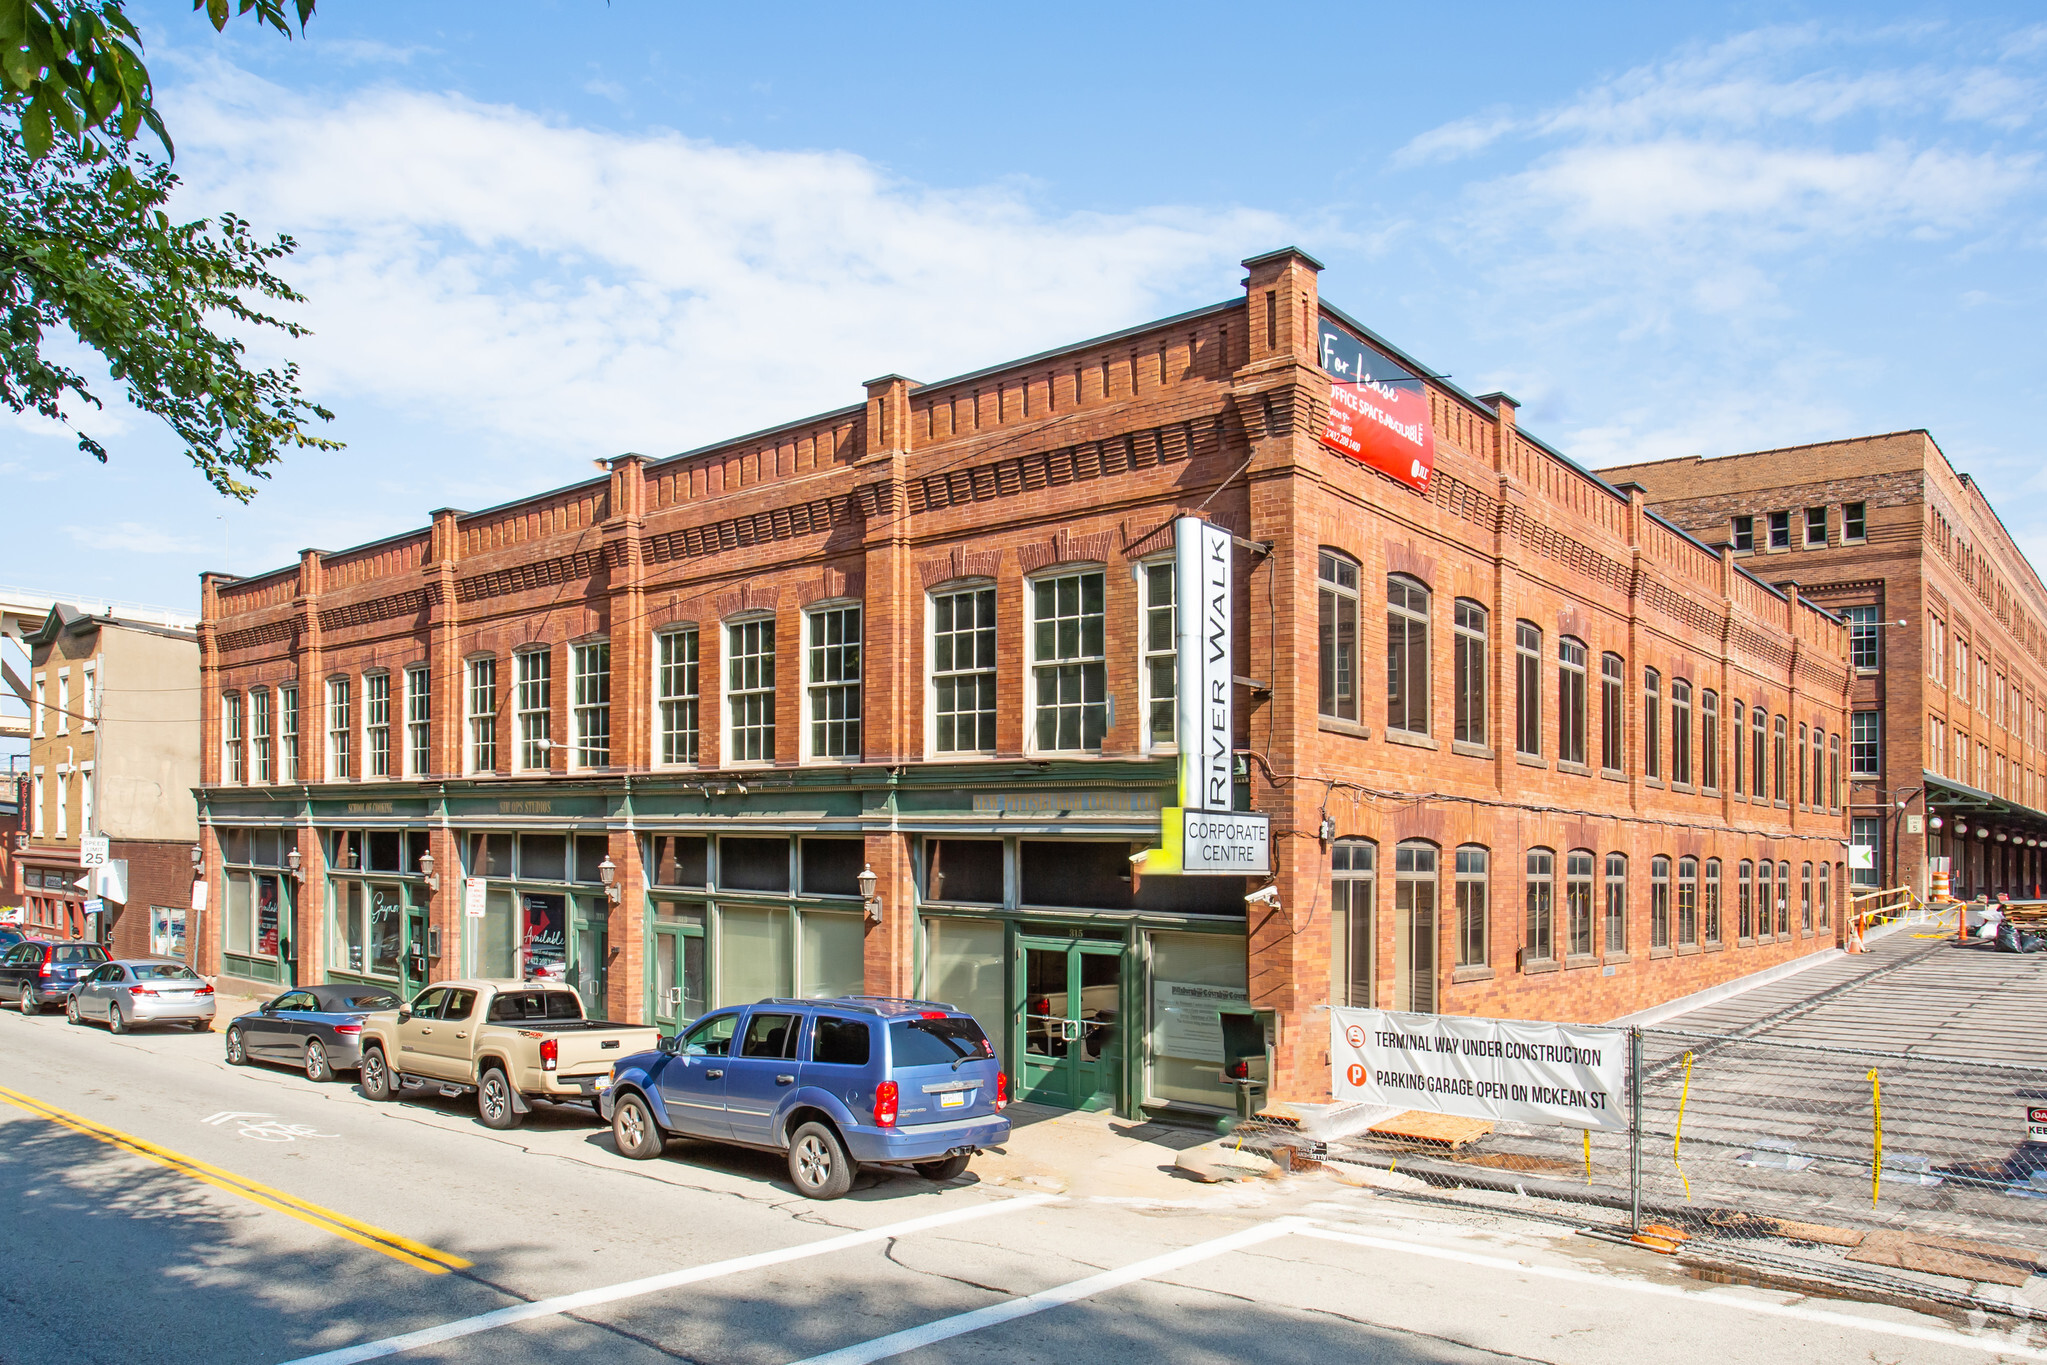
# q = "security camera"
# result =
<box><xmin>1244</xmin><ymin>885</ymin><xmax>1281</xmax><ymax>908</ymax></box>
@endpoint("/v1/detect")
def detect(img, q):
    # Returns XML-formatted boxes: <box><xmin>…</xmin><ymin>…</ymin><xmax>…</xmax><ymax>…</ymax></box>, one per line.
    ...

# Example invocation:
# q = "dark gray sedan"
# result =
<box><xmin>225</xmin><ymin>984</ymin><xmax>402</xmax><ymax>1082</ymax></box>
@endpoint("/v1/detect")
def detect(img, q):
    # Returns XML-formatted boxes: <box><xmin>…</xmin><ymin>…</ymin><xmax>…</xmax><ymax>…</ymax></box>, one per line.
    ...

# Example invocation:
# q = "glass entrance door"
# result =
<box><xmin>401</xmin><ymin>903</ymin><xmax>429</xmax><ymax>998</ymax></box>
<box><xmin>650</xmin><ymin>915</ymin><xmax>705</xmax><ymax>1036</ymax></box>
<box><xmin>1017</xmin><ymin>936</ymin><xmax>1123</xmax><ymax>1111</ymax></box>
<box><xmin>572</xmin><ymin>896</ymin><xmax>608</xmax><ymax>1019</ymax></box>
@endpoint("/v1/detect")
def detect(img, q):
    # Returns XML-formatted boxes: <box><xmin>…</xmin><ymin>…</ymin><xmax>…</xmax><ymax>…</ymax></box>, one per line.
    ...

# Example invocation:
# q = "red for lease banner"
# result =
<box><xmin>1317</xmin><ymin>316</ymin><xmax>1435</xmax><ymax>493</ymax></box>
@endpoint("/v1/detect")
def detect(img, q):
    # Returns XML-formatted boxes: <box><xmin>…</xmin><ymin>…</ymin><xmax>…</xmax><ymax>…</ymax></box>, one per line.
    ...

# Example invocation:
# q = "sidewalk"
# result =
<box><xmin>974</xmin><ymin>1102</ymin><xmax>1236</xmax><ymax>1200</ymax></box>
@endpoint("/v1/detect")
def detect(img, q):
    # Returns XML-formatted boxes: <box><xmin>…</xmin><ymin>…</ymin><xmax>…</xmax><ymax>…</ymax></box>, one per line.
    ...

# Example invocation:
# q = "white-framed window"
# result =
<box><xmin>251</xmin><ymin>689</ymin><xmax>272</xmax><ymax>784</ymax></box>
<box><xmin>327</xmin><ymin>677</ymin><xmax>353</xmax><ymax>780</ymax></box>
<box><xmin>1731</xmin><ymin>515</ymin><xmax>1754</xmax><ymax>552</ymax></box>
<box><xmin>223</xmin><ymin>692</ymin><xmax>245</xmax><ymax>784</ymax></box>
<box><xmin>31</xmin><ymin>672</ymin><xmax>44</xmax><ymax>738</ymax></box>
<box><xmin>515</xmin><ymin>649</ymin><xmax>552</xmax><ymax>771</ymax></box>
<box><xmin>1029</xmin><ymin>568</ymin><xmax>1106</xmax><ymax>752</ymax></box>
<box><xmin>80</xmin><ymin>662</ymin><xmax>96</xmax><ymax>730</ymax></box>
<box><xmin>79</xmin><ymin>763</ymin><xmax>92</xmax><ymax>836</ymax></box>
<box><xmin>656</xmin><ymin>628</ymin><xmax>700</xmax><ymax>766</ymax></box>
<box><xmin>930</xmin><ymin>585</ymin><xmax>995</xmax><ymax>755</ymax></box>
<box><xmin>804</xmin><ymin>605</ymin><xmax>861</xmax><ymax>761</ymax></box>
<box><xmin>364</xmin><ymin>672</ymin><xmax>391</xmax><ymax>778</ymax></box>
<box><xmin>405</xmin><ymin>665</ymin><xmax>430</xmax><ymax>777</ymax></box>
<box><xmin>55</xmin><ymin>769</ymin><xmax>68</xmax><ymax>838</ymax></box>
<box><xmin>467</xmin><ymin>657</ymin><xmax>497</xmax><ymax>774</ymax></box>
<box><xmin>1843</xmin><ymin>605</ymin><xmax>1879</xmax><ymax>672</ymax></box>
<box><xmin>1850</xmin><ymin>711</ymin><xmax>1880</xmax><ymax>776</ymax></box>
<box><xmin>726</xmin><ymin>617</ymin><xmax>776</xmax><ymax>763</ymax></box>
<box><xmin>573</xmin><ymin>641</ymin><xmax>612</xmax><ymax>769</ymax></box>
<box><xmin>30</xmin><ymin>769</ymin><xmax>43</xmax><ymax>837</ymax></box>
<box><xmin>55</xmin><ymin>669</ymin><xmax>68</xmax><ymax>734</ymax></box>
<box><xmin>279</xmin><ymin>685</ymin><xmax>299</xmax><ymax>782</ymax></box>
<box><xmin>1139</xmin><ymin>561</ymin><xmax>1177</xmax><ymax>750</ymax></box>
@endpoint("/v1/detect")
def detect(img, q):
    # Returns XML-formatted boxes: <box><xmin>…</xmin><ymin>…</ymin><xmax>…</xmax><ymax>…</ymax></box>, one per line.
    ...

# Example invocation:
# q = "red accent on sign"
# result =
<box><xmin>1344</xmin><ymin>1024</ymin><xmax>1367</xmax><ymax>1049</ymax></box>
<box><xmin>1345</xmin><ymin>1062</ymin><xmax>1367</xmax><ymax>1088</ymax></box>
<box><xmin>1322</xmin><ymin>379</ymin><xmax>1434</xmax><ymax>492</ymax></box>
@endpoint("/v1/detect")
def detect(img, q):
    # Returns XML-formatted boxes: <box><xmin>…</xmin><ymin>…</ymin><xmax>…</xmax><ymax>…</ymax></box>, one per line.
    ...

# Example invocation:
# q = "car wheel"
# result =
<box><xmin>914</xmin><ymin>1153</ymin><xmax>972</xmax><ymax>1182</ymax></box>
<box><xmin>107</xmin><ymin>1003</ymin><xmax>126</xmax><ymax>1035</ymax></box>
<box><xmin>65</xmin><ymin>997</ymin><xmax>81</xmax><ymax>1026</ymax></box>
<box><xmin>788</xmin><ymin>1121</ymin><xmax>856</xmax><ymax>1200</ymax></box>
<box><xmin>611</xmin><ymin>1093</ymin><xmax>665</xmax><ymax>1160</ymax></box>
<box><xmin>360</xmin><ymin>1046</ymin><xmax>394</xmax><ymax>1101</ymax></box>
<box><xmin>477</xmin><ymin>1068</ymin><xmax>524</xmax><ymax>1130</ymax></box>
<box><xmin>225</xmin><ymin>1027</ymin><xmax>248</xmax><ymax>1065</ymax></box>
<box><xmin>18</xmin><ymin>987</ymin><xmax>36</xmax><ymax>1016</ymax></box>
<box><xmin>304</xmin><ymin>1039</ymin><xmax>332</xmax><ymax>1084</ymax></box>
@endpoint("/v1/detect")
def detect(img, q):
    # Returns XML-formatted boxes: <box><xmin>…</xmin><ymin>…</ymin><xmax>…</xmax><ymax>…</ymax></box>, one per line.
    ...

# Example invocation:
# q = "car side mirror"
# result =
<box><xmin>396</xmin><ymin>1007</ymin><xmax>411</xmax><ymax>1024</ymax></box>
<box><xmin>658</xmin><ymin>1033</ymin><xmax>679</xmax><ymax>1055</ymax></box>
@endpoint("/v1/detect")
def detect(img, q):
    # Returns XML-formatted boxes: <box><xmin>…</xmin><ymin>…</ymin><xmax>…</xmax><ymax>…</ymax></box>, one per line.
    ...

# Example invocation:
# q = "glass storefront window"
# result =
<box><xmin>925</xmin><ymin>839</ymin><xmax>1002</xmax><ymax>904</ymax></box>
<box><xmin>800</xmin><ymin>911</ymin><xmax>864</xmax><ymax>998</ymax></box>
<box><xmin>923</xmin><ymin>917</ymin><xmax>1005</xmax><ymax>1063</ymax></box>
<box><xmin>522</xmin><ymin>892</ymin><xmax>569</xmax><ymax>982</ymax></box>
<box><xmin>719</xmin><ymin>904</ymin><xmax>792</xmax><ymax>1004</ymax></box>
<box><xmin>480</xmin><ymin>888</ymin><xmax>518</xmax><ymax>979</ymax></box>
<box><xmin>1147</xmin><ymin>931</ymin><xmax>1248</xmax><ymax>1109</ymax></box>
<box><xmin>226</xmin><ymin>874</ymin><xmax>253</xmax><ymax>956</ymax></box>
<box><xmin>521</xmin><ymin>834</ymin><xmax>567</xmax><ymax>882</ymax></box>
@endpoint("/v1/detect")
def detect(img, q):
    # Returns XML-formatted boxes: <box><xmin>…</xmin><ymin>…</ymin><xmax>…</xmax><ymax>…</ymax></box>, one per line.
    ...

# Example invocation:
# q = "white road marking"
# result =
<box><xmin>274</xmin><ymin>1194</ymin><xmax>1056</xmax><ymax>1365</ymax></box>
<box><xmin>780</xmin><ymin>1218</ymin><xmax>1311</xmax><ymax>1365</ymax></box>
<box><xmin>202</xmin><ymin>1111</ymin><xmax>336</xmax><ymax>1142</ymax></box>
<box><xmin>1296</xmin><ymin>1225</ymin><xmax>2047</xmax><ymax>1361</ymax></box>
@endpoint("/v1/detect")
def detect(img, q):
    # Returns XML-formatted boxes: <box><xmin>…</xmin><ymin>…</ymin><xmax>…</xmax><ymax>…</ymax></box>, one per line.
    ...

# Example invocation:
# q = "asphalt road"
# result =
<box><xmin>4</xmin><ymin>1005</ymin><xmax>2044</xmax><ymax>1365</ymax></box>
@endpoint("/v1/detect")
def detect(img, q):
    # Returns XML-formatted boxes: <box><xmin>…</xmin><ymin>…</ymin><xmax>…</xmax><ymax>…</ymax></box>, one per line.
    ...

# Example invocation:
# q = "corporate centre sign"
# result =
<box><xmin>1317</xmin><ymin>317</ymin><xmax>1435</xmax><ymax>494</ymax></box>
<box><xmin>1331</xmin><ymin>1006</ymin><xmax>1627</xmax><ymax>1132</ymax></box>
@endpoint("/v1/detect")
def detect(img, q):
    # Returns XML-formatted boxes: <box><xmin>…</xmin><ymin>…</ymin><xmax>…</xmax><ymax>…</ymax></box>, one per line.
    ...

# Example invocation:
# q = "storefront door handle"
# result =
<box><xmin>705</xmin><ymin>1069</ymin><xmax>723</xmax><ymax>1079</ymax></box>
<box><xmin>775</xmin><ymin>1074</ymin><xmax>794</xmax><ymax>1085</ymax></box>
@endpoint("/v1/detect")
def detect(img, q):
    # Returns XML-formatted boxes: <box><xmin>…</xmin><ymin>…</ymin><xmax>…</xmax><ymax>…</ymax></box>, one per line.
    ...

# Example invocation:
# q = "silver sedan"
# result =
<box><xmin>67</xmin><ymin>960</ymin><xmax>217</xmax><ymax>1033</ymax></box>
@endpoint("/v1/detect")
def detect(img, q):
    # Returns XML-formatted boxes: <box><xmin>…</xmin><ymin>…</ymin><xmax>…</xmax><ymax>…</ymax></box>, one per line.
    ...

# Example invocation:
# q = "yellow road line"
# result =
<box><xmin>0</xmin><ymin>1083</ymin><xmax>471</xmax><ymax>1273</ymax></box>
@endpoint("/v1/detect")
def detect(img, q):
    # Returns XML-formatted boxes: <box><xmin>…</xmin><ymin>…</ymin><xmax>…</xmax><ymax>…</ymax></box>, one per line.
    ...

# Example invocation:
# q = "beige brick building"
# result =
<box><xmin>195</xmin><ymin>249</ymin><xmax>1851</xmax><ymax>1114</ymax></box>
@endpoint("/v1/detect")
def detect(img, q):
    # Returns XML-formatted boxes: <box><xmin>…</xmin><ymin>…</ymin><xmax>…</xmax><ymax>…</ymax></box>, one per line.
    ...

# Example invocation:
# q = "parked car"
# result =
<box><xmin>600</xmin><ymin>996</ymin><xmax>1011</xmax><ymax>1200</ymax></box>
<box><xmin>225</xmin><ymin>984</ymin><xmax>401</xmax><ymax>1081</ymax></box>
<box><xmin>0</xmin><ymin>927</ymin><xmax>27</xmax><ymax>952</ymax></box>
<box><xmin>66</xmin><ymin>960</ymin><xmax>216</xmax><ymax>1033</ymax></box>
<box><xmin>0</xmin><ymin>939</ymin><xmax>109</xmax><ymax>1013</ymax></box>
<box><xmin>355</xmin><ymin>980</ymin><xmax>660</xmax><ymax>1129</ymax></box>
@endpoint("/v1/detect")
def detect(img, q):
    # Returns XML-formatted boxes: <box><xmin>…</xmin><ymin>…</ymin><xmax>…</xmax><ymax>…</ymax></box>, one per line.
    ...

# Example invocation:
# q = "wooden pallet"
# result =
<box><xmin>1367</xmin><ymin>1110</ymin><xmax>1494</xmax><ymax>1149</ymax></box>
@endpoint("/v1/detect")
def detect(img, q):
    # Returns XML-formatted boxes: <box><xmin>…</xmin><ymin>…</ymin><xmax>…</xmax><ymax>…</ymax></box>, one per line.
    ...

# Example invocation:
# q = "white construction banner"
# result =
<box><xmin>1331</xmin><ymin>1006</ymin><xmax>1627</xmax><ymax>1133</ymax></box>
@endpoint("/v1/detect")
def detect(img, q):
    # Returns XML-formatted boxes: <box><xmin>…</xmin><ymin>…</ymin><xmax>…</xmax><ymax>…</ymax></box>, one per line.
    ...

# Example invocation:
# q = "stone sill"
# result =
<box><xmin>1318</xmin><ymin>717</ymin><xmax>1371</xmax><ymax>741</ymax></box>
<box><xmin>1385</xmin><ymin>729</ymin><xmax>1438</xmax><ymax>752</ymax></box>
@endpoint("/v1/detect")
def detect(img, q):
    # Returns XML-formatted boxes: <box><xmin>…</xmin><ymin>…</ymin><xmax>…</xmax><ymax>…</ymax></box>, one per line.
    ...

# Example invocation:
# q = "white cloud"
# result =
<box><xmin>159</xmin><ymin>68</ymin><xmax>1289</xmax><ymax>460</ymax></box>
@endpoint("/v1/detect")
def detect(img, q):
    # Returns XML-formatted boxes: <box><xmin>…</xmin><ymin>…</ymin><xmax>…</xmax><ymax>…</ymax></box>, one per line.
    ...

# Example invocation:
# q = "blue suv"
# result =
<box><xmin>600</xmin><ymin>996</ymin><xmax>1011</xmax><ymax>1199</ymax></box>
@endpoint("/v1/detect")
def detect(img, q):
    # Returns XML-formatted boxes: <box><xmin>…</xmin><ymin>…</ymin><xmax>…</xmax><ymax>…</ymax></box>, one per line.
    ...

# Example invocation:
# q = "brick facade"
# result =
<box><xmin>1605</xmin><ymin>430</ymin><xmax>2047</xmax><ymax>905</ymax></box>
<box><xmin>195</xmin><ymin>249</ymin><xmax>1850</xmax><ymax>1111</ymax></box>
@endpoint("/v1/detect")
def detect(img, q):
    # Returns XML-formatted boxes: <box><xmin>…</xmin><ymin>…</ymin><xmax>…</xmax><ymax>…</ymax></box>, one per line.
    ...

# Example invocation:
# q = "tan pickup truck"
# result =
<box><xmin>356</xmin><ymin>979</ymin><xmax>659</xmax><ymax>1130</ymax></box>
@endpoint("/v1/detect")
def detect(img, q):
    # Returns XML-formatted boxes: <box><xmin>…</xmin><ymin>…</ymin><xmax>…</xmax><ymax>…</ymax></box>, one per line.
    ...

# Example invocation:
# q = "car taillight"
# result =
<box><xmin>128</xmin><ymin>986</ymin><xmax>157</xmax><ymax>997</ymax></box>
<box><xmin>874</xmin><ymin>1080</ymin><xmax>898</xmax><ymax>1128</ymax></box>
<box><xmin>995</xmin><ymin>1071</ymin><xmax>1008</xmax><ymax>1111</ymax></box>
<box><xmin>919</xmin><ymin>1010</ymin><xmax>947</xmax><ymax>1019</ymax></box>
<box><xmin>541</xmin><ymin>1038</ymin><xmax>559</xmax><ymax>1072</ymax></box>
<box><xmin>195</xmin><ymin>985</ymin><xmax>215</xmax><ymax>996</ymax></box>
<box><xmin>38</xmin><ymin>962</ymin><xmax>52</xmax><ymax>978</ymax></box>
<box><xmin>334</xmin><ymin>1024</ymin><xmax>362</xmax><ymax>1036</ymax></box>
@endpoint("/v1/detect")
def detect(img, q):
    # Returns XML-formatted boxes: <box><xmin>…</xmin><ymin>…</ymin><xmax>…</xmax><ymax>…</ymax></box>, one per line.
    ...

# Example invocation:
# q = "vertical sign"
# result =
<box><xmin>464</xmin><ymin>876</ymin><xmax>488</xmax><ymax>919</ymax></box>
<box><xmin>1175</xmin><ymin>516</ymin><xmax>1233</xmax><ymax>812</ymax></box>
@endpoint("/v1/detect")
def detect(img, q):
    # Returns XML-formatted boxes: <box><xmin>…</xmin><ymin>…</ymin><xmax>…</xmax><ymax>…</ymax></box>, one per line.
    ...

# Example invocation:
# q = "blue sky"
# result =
<box><xmin>5</xmin><ymin>1</ymin><xmax>2046</xmax><ymax>616</ymax></box>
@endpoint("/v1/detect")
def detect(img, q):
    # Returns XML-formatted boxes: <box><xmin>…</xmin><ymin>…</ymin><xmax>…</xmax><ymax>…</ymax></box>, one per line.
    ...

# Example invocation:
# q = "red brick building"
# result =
<box><xmin>1606</xmin><ymin>431</ymin><xmax>2047</xmax><ymax>905</ymax></box>
<box><xmin>195</xmin><ymin>249</ymin><xmax>1850</xmax><ymax>1113</ymax></box>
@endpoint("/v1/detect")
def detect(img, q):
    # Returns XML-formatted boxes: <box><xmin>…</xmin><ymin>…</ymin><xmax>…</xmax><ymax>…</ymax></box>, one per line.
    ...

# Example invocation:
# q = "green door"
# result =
<box><xmin>572</xmin><ymin>896</ymin><xmax>609</xmax><ymax>1019</ymax></box>
<box><xmin>650</xmin><ymin>920</ymin><xmax>705</xmax><ymax>1036</ymax></box>
<box><xmin>401</xmin><ymin>900</ymin><xmax>429</xmax><ymax>998</ymax></box>
<box><xmin>1016</xmin><ymin>936</ymin><xmax>1123</xmax><ymax>1111</ymax></box>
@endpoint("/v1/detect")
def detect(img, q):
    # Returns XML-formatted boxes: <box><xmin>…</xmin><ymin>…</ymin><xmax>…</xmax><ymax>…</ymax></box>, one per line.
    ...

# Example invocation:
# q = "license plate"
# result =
<box><xmin>939</xmin><ymin>1091</ymin><xmax>969</xmax><ymax>1108</ymax></box>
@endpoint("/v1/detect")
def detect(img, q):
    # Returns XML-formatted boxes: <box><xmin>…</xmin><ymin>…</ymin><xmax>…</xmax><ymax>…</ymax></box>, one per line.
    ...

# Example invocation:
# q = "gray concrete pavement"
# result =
<box><xmin>5</xmin><ymin>1005</ymin><xmax>2045</xmax><ymax>1365</ymax></box>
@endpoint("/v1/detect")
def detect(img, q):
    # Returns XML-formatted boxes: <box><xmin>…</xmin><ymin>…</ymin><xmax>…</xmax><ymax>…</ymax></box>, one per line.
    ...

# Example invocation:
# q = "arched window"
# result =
<box><xmin>1600</xmin><ymin>654</ymin><xmax>1624</xmax><ymax>772</ymax></box>
<box><xmin>1777</xmin><ymin>860</ymin><xmax>1793</xmax><ymax>935</ymax></box>
<box><xmin>1395</xmin><ymin>841</ymin><xmax>1438</xmax><ymax>1011</ymax></box>
<box><xmin>1330</xmin><ymin>840</ymin><xmax>1376</xmax><ymax>1008</ymax></box>
<box><xmin>1565</xmin><ymin>850</ymin><xmax>1594</xmax><ymax>956</ymax></box>
<box><xmin>1516</xmin><ymin>623</ymin><xmax>1543</xmax><ymax>757</ymax></box>
<box><xmin>1524</xmin><ymin>848</ymin><xmax>1555</xmax><ymax>963</ymax></box>
<box><xmin>1319</xmin><ymin>551</ymin><xmax>1360</xmax><ymax>722</ymax></box>
<box><xmin>1752</xmin><ymin>706</ymin><xmax>1768</xmax><ymax>799</ymax></box>
<box><xmin>1772</xmin><ymin>716</ymin><xmax>1789</xmax><ymax>803</ymax></box>
<box><xmin>1801</xmin><ymin>861</ymin><xmax>1815</xmax><ymax>933</ymax></box>
<box><xmin>1453</xmin><ymin>601</ymin><xmax>1488</xmax><ymax>747</ymax></box>
<box><xmin>1558</xmin><ymin>639</ymin><xmax>1588</xmax><ymax>767</ymax></box>
<box><xmin>1671</xmin><ymin>680</ymin><xmax>1692</xmax><ymax>786</ymax></box>
<box><xmin>1677</xmin><ymin>856</ymin><xmax>1699</xmax><ymax>946</ymax></box>
<box><xmin>1757</xmin><ymin>858</ymin><xmax>1775</xmax><ymax>940</ymax></box>
<box><xmin>1818</xmin><ymin>862</ymin><xmax>1831</xmax><ymax>930</ymax></box>
<box><xmin>1738</xmin><ymin>859</ymin><xmax>1755</xmax><ymax>940</ymax></box>
<box><xmin>1643</xmin><ymin>669</ymin><xmax>1662</xmax><ymax>779</ymax></box>
<box><xmin>1603</xmin><ymin>853</ymin><xmax>1628</xmax><ymax>954</ymax></box>
<box><xmin>1455</xmin><ymin>845</ymin><xmax>1489</xmax><ymax>967</ymax></box>
<box><xmin>930</xmin><ymin>583</ymin><xmax>996</xmax><ymax>755</ymax></box>
<box><xmin>1387</xmin><ymin>576</ymin><xmax>1431</xmax><ymax>736</ymax></box>
<box><xmin>1650</xmin><ymin>855</ymin><xmax>1672</xmax><ymax>948</ymax></box>
<box><xmin>1704</xmin><ymin>859</ymin><xmax>1723</xmax><ymax>944</ymax></box>
<box><xmin>1731</xmin><ymin>699</ymin><xmax>1746</xmax><ymax>794</ymax></box>
<box><xmin>1700</xmin><ymin>690</ymin><xmax>1719</xmax><ymax>791</ymax></box>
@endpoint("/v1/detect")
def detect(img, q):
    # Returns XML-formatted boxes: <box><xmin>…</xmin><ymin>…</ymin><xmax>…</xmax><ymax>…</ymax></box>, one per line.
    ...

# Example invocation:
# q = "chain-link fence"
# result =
<box><xmin>1318</xmin><ymin>1025</ymin><xmax>2047</xmax><ymax>1319</ymax></box>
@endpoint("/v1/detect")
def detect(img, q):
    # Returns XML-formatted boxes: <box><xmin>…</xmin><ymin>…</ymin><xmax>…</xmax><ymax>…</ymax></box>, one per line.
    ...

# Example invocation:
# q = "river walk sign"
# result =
<box><xmin>1331</xmin><ymin>1006</ymin><xmax>1627</xmax><ymax>1132</ymax></box>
